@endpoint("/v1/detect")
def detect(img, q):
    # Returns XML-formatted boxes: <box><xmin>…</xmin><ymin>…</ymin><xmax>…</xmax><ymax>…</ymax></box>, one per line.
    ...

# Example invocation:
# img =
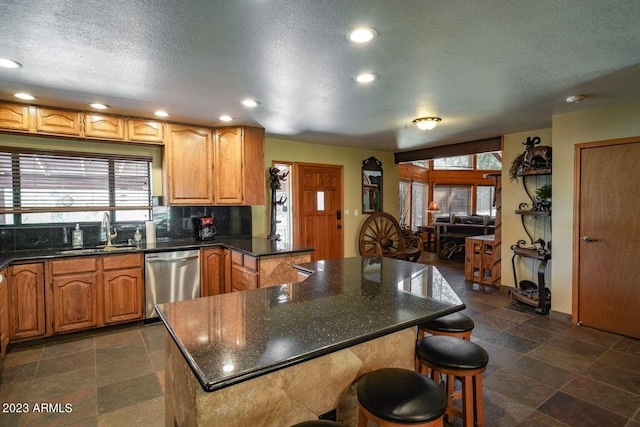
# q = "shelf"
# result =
<box><xmin>512</xmin><ymin>247</ymin><xmax>550</xmax><ymax>261</ymax></box>
<box><xmin>517</xmin><ymin>168</ymin><xmax>551</xmax><ymax>176</ymax></box>
<box><xmin>511</xmin><ymin>288</ymin><xmax>550</xmax><ymax>311</ymax></box>
<box><xmin>515</xmin><ymin>210</ymin><xmax>551</xmax><ymax>217</ymax></box>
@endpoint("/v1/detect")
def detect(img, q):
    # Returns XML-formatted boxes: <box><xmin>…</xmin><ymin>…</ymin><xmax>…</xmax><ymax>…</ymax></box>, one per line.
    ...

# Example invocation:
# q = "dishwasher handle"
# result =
<box><xmin>146</xmin><ymin>255</ymin><xmax>199</xmax><ymax>263</ymax></box>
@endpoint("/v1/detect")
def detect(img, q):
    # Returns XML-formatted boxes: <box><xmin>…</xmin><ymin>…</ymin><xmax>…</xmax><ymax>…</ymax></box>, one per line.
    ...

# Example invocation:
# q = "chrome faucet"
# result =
<box><xmin>102</xmin><ymin>212</ymin><xmax>117</xmax><ymax>247</ymax></box>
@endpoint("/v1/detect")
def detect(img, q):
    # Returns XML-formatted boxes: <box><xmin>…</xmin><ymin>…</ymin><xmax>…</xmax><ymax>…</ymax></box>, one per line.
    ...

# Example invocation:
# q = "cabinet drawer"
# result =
<box><xmin>243</xmin><ymin>255</ymin><xmax>258</xmax><ymax>272</ymax></box>
<box><xmin>52</xmin><ymin>257</ymin><xmax>98</xmax><ymax>275</ymax></box>
<box><xmin>102</xmin><ymin>253</ymin><xmax>142</xmax><ymax>270</ymax></box>
<box><xmin>231</xmin><ymin>251</ymin><xmax>244</xmax><ymax>266</ymax></box>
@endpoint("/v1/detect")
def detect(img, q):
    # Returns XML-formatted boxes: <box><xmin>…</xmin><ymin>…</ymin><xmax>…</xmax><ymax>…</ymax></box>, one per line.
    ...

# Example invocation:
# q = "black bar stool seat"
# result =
<box><xmin>357</xmin><ymin>368</ymin><xmax>447</xmax><ymax>427</ymax></box>
<box><xmin>419</xmin><ymin>312</ymin><xmax>474</xmax><ymax>340</ymax></box>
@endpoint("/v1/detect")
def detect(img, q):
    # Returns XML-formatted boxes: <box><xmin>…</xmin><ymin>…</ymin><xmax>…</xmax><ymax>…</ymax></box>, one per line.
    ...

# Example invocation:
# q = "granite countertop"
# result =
<box><xmin>0</xmin><ymin>237</ymin><xmax>313</xmax><ymax>270</ymax></box>
<box><xmin>157</xmin><ymin>256</ymin><xmax>465</xmax><ymax>392</ymax></box>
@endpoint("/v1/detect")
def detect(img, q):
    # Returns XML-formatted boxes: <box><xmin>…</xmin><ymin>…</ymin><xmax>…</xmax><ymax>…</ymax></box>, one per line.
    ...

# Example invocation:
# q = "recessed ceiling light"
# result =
<box><xmin>14</xmin><ymin>93</ymin><xmax>35</xmax><ymax>100</ymax></box>
<box><xmin>566</xmin><ymin>95</ymin><xmax>585</xmax><ymax>104</ymax></box>
<box><xmin>354</xmin><ymin>73</ymin><xmax>377</xmax><ymax>83</ymax></box>
<box><xmin>89</xmin><ymin>103</ymin><xmax>109</xmax><ymax>110</ymax></box>
<box><xmin>0</xmin><ymin>57</ymin><xmax>22</xmax><ymax>68</ymax></box>
<box><xmin>241</xmin><ymin>99</ymin><xmax>259</xmax><ymax>108</ymax></box>
<box><xmin>219</xmin><ymin>115</ymin><xmax>234</xmax><ymax>122</ymax></box>
<box><xmin>154</xmin><ymin>110</ymin><xmax>169</xmax><ymax>117</ymax></box>
<box><xmin>347</xmin><ymin>27</ymin><xmax>377</xmax><ymax>43</ymax></box>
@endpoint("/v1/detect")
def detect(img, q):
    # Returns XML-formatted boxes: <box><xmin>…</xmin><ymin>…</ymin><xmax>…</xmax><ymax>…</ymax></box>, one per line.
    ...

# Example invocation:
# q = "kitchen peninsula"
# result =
<box><xmin>157</xmin><ymin>256</ymin><xmax>465</xmax><ymax>426</ymax></box>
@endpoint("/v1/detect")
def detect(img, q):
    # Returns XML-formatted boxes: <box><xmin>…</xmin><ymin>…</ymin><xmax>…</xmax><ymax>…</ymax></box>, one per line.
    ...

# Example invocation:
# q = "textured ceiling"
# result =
<box><xmin>1</xmin><ymin>0</ymin><xmax>640</xmax><ymax>153</ymax></box>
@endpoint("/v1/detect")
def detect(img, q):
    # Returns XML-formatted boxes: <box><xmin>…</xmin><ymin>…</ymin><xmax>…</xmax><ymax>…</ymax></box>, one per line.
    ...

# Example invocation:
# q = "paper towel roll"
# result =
<box><xmin>145</xmin><ymin>220</ymin><xmax>156</xmax><ymax>243</ymax></box>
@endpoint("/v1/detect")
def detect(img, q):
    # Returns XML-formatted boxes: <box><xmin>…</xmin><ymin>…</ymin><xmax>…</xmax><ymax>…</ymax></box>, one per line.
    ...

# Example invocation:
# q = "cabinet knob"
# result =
<box><xmin>581</xmin><ymin>236</ymin><xmax>597</xmax><ymax>243</ymax></box>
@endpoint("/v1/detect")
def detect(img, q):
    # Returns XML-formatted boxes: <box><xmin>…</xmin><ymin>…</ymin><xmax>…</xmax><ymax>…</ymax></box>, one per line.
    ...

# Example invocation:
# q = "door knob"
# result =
<box><xmin>582</xmin><ymin>236</ymin><xmax>595</xmax><ymax>243</ymax></box>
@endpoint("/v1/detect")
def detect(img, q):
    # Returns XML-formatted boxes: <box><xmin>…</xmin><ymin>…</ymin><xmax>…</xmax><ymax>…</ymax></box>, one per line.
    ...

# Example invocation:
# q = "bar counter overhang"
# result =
<box><xmin>157</xmin><ymin>256</ymin><xmax>465</xmax><ymax>426</ymax></box>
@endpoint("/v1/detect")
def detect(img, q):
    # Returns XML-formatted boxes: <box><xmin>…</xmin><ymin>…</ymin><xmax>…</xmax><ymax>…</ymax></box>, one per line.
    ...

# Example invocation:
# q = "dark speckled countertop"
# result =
<box><xmin>0</xmin><ymin>237</ymin><xmax>313</xmax><ymax>270</ymax></box>
<box><xmin>157</xmin><ymin>256</ymin><xmax>465</xmax><ymax>392</ymax></box>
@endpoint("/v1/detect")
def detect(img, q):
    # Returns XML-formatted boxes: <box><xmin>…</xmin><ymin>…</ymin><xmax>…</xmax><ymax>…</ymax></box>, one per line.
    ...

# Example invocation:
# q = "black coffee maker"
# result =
<box><xmin>193</xmin><ymin>216</ymin><xmax>216</xmax><ymax>240</ymax></box>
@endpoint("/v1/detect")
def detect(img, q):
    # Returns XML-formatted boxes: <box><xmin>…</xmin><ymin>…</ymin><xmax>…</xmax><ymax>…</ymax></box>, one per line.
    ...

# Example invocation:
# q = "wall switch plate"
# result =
<box><xmin>345</xmin><ymin>210</ymin><xmax>350</xmax><ymax>216</ymax></box>
<box><xmin>355</xmin><ymin>209</ymin><xmax>359</xmax><ymax>216</ymax></box>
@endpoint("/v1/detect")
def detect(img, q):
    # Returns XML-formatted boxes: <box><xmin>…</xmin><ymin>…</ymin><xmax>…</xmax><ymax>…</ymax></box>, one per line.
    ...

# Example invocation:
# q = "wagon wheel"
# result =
<box><xmin>359</xmin><ymin>212</ymin><xmax>402</xmax><ymax>257</ymax></box>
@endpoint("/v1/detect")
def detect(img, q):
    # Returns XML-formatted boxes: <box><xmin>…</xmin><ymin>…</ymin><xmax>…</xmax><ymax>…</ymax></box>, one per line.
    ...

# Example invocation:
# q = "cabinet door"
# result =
<box><xmin>0</xmin><ymin>268</ymin><xmax>9</xmax><ymax>356</ymax></box>
<box><xmin>84</xmin><ymin>114</ymin><xmax>125</xmax><ymax>140</ymax></box>
<box><xmin>35</xmin><ymin>108</ymin><xmax>82</xmax><ymax>136</ymax></box>
<box><xmin>214</xmin><ymin>127</ymin><xmax>244</xmax><ymax>205</ymax></box>
<box><xmin>166</xmin><ymin>124</ymin><xmax>214</xmax><ymax>205</ymax></box>
<box><xmin>8</xmin><ymin>263</ymin><xmax>46</xmax><ymax>340</ymax></box>
<box><xmin>127</xmin><ymin>119</ymin><xmax>164</xmax><ymax>144</ymax></box>
<box><xmin>0</xmin><ymin>103</ymin><xmax>31</xmax><ymax>132</ymax></box>
<box><xmin>51</xmin><ymin>272</ymin><xmax>99</xmax><ymax>333</ymax></box>
<box><xmin>201</xmin><ymin>247</ymin><xmax>225</xmax><ymax>297</ymax></box>
<box><xmin>103</xmin><ymin>267</ymin><xmax>144</xmax><ymax>324</ymax></box>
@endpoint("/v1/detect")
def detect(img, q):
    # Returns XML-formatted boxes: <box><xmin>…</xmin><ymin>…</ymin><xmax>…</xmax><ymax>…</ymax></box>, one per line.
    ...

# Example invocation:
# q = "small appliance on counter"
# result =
<box><xmin>193</xmin><ymin>216</ymin><xmax>217</xmax><ymax>240</ymax></box>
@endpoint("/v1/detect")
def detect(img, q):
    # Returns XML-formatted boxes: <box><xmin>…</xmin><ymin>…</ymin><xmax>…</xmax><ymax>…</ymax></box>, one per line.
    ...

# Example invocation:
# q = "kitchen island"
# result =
<box><xmin>157</xmin><ymin>256</ymin><xmax>464</xmax><ymax>426</ymax></box>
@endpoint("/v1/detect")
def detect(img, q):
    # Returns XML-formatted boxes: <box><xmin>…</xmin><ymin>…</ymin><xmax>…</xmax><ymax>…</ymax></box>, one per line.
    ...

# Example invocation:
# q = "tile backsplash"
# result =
<box><xmin>0</xmin><ymin>206</ymin><xmax>252</xmax><ymax>252</ymax></box>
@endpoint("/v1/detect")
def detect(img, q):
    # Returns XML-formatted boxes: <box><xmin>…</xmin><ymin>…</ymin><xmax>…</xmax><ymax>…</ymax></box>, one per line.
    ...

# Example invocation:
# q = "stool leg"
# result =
<box><xmin>462</xmin><ymin>376</ymin><xmax>473</xmax><ymax>427</ymax></box>
<box><xmin>474</xmin><ymin>375</ymin><xmax>484</xmax><ymax>427</ymax></box>
<box><xmin>446</xmin><ymin>374</ymin><xmax>455</xmax><ymax>423</ymax></box>
<box><xmin>357</xmin><ymin>406</ymin><xmax>368</xmax><ymax>427</ymax></box>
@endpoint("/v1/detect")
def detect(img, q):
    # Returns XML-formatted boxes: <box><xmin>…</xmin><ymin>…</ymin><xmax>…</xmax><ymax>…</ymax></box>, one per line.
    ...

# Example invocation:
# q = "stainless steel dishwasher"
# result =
<box><xmin>144</xmin><ymin>249</ymin><xmax>200</xmax><ymax>319</ymax></box>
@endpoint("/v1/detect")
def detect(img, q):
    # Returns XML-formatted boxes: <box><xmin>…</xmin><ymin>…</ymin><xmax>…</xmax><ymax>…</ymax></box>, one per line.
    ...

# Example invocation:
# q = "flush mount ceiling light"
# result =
<box><xmin>89</xmin><ymin>103</ymin><xmax>109</xmax><ymax>110</ymax></box>
<box><xmin>0</xmin><ymin>57</ymin><xmax>22</xmax><ymax>68</ymax></box>
<box><xmin>354</xmin><ymin>73</ymin><xmax>377</xmax><ymax>83</ymax></box>
<box><xmin>219</xmin><ymin>115</ymin><xmax>234</xmax><ymax>122</ymax></box>
<box><xmin>241</xmin><ymin>99</ymin><xmax>259</xmax><ymax>107</ymax></box>
<box><xmin>14</xmin><ymin>92</ymin><xmax>35</xmax><ymax>100</ymax></box>
<box><xmin>413</xmin><ymin>117</ymin><xmax>441</xmax><ymax>131</ymax></box>
<box><xmin>566</xmin><ymin>95</ymin><xmax>586</xmax><ymax>104</ymax></box>
<box><xmin>347</xmin><ymin>27</ymin><xmax>377</xmax><ymax>43</ymax></box>
<box><xmin>154</xmin><ymin>110</ymin><xmax>169</xmax><ymax>117</ymax></box>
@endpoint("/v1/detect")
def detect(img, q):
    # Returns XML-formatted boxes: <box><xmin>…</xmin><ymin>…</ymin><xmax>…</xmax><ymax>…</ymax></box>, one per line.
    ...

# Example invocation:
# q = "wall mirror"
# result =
<box><xmin>362</xmin><ymin>156</ymin><xmax>383</xmax><ymax>213</ymax></box>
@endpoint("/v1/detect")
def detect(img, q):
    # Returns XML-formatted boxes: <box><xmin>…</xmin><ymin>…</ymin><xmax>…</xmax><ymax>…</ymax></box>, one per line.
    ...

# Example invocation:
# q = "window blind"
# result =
<box><xmin>0</xmin><ymin>149</ymin><xmax>151</xmax><ymax>215</ymax></box>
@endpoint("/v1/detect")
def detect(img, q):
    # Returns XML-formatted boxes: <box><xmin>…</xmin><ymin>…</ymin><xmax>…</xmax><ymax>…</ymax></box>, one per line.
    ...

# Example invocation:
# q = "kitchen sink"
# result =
<box><xmin>57</xmin><ymin>244</ymin><xmax>139</xmax><ymax>255</ymax></box>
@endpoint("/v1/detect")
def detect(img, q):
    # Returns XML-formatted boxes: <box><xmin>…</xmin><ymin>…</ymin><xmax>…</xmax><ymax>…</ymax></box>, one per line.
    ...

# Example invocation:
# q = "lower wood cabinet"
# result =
<box><xmin>201</xmin><ymin>247</ymin><xmax>226</xmax><ymax>297</ymax></box>
<box><xmin>102</xmin><ymin>254</ymin><xmax>144</xmax><ymax>324</ymax></box>
<box><xmin>51</xmin><ymin>257</ymin><xmax>99</xmax><ymax>333</ymax></box>
<box><xmin>8</xmin><ymin>263</ymin><xmax>46</xmax><ymax>341</ymax></box>
<box><xmin>230</xmin><ymin>250</ymin><xmax>259</xmax><ymax>292</ymax></box>
<box><xmin>0</xmin><ymin>268</ymin><xmax>10</xmax><ymax>356</ymax></box>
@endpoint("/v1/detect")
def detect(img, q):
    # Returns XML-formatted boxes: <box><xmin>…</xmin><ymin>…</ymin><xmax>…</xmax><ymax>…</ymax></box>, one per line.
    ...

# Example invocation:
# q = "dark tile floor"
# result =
<box><xmin>1</xmin><ymin>254</ymin><xmax>639</xmax><ymax>426</ymax></box>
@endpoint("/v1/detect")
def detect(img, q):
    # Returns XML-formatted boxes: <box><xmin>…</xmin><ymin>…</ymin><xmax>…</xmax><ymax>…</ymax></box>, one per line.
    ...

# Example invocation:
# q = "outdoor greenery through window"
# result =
<box><xmin>0</xmin><ymin>148</ymin><xmax>152</xmax><ymax>225</ymax></box>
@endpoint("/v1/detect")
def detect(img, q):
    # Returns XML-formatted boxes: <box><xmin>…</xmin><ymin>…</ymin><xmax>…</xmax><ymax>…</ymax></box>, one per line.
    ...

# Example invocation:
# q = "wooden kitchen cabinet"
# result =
<box><xmin>0</xmin><ymin>268</ymin><xmax>9</xmax><ymax>356</ymax></box>
<box><xmin>0</xmin><ymin>103</ymin><xmax>31</xmax><ymax>132</ymax></box>
<box><xmin>34</xmin><ymin>107</ymin><xmax>82</xmax><ymax>136</ymax></box>
<box><xmin>102</xmin><ymin>253</ymin><xmax>144</xmax><ymax>324</ymax></box>
<box><xmin>127</xmin><ymin>119</ymin><xmax>164</xmax><ymax>144</ymax></box>
<box><xmin>201</xmin><ymin>247</ymin><xmax>226</xmax><ymax>297</ymax></box>
<box><xmin>166</xmin><ymin>124</ymin><xmax>214</xmax><ymax>205</ymax></box>
<box><xmin>84</xmin><ymin>113</ymin><xmax>126</xmax><ymax>140</ymax></box>
<box><xmin>50</xmin><ymin>257</ymin><xmax>99</xmax><ymax>333</ymax></box>
<box><xmin>230</xmin><ymin>250</ymin><xmax>259</xmax><ymax>292</ymax></box>
<box><xmin>8</xmin><ymin>263</ymin><xmax>46</xmax><ymax>341</ymax></box>
<box><xmin>214</xmin><ymin>126</ymin><xmax>265</xmax><ymax>205</ymax></box>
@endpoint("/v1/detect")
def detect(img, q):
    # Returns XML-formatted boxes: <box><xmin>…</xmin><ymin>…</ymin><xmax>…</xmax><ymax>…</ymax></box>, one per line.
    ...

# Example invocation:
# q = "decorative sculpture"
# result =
<box><xmin>267</xmin><ymin>166</ymin><xmax>289</xmax><ymax>241</ymax></box>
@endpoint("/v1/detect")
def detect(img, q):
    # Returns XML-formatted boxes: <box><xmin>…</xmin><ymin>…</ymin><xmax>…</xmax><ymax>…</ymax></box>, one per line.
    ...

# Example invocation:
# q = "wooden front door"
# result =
<box><xmin>294</xmin><ymin>163</ymin><xmax>344</xmax><ymax>261</ymax></box>
<box><xmin>574</xmin><ymin>138</ymin><xmax>640</xmax><ymax>338</ymax></box>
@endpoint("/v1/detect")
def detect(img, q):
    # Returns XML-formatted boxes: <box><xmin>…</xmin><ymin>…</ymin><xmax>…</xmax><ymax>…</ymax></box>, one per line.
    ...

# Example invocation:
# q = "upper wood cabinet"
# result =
<box><xmin>166</xmin><ymin>124</ymin><xmax>214</xmax><ymax>205</ymax></box>
<box><xmin>214</xmin><ymin>126</ymin><xmax>265</xmax><ymax>205</ymax></box>
<box><xmin>84</xmin><ymin>114</ymin><xmax>126</xmax><ymax>140</ymax></box>
<box><xmin>35</xmin><ymin>107</ymin><xmax>82</xmax><ymax>136</ymax></box>
<box><xmin>0</xmin><ymin>103</ymin><xmax>31</xmax><ymax>132</ymax></box>
<box><xmin>127</xmin><ymin>119</ymin><xmax>164</xmax><ymax>144</ymax></box>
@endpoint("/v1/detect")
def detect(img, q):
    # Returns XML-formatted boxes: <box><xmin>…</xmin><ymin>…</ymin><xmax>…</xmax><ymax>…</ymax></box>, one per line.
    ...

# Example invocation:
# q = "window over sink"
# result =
<box><xmin>0</xmin><ymin>148</ymin><xmax>152</xmax><ymax>225</ymax></box>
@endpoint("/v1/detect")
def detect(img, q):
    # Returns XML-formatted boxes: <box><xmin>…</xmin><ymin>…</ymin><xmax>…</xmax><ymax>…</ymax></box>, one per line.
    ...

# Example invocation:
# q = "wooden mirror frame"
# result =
<box><xmin>362</xmin><ymin>156</ymin><xmax>383</xmax><ymax>213</ymax></box>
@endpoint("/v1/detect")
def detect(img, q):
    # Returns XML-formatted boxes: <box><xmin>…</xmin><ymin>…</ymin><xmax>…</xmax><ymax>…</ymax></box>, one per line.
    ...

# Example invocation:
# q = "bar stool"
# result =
<box><xmin>357</xmin><ymin>368</ymin><xmax>447</xmax><ymax>427</ymax></box>
<box><xmin>418</xmin><ymin>312</ymin><xmax>475</xmax><ymax>340</ymax></box>
<box><xmin>291</xmin><ymin>421</ymin><xmax>346</xmax><ymax>427</ymax></box>
<box><xmin>416</xmin><ymin>335</ymin><xmax>488</xmax><ymax>427</ymax></box>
